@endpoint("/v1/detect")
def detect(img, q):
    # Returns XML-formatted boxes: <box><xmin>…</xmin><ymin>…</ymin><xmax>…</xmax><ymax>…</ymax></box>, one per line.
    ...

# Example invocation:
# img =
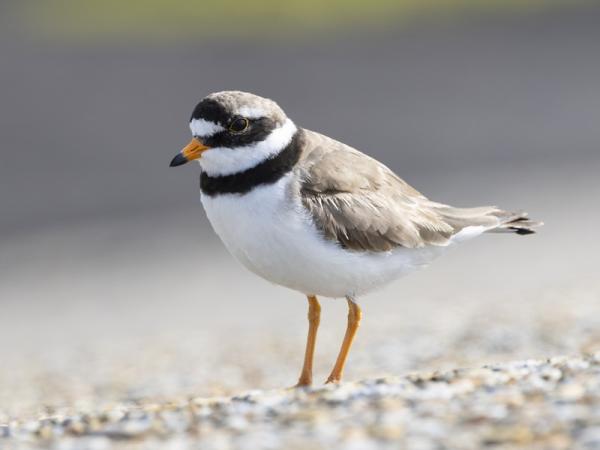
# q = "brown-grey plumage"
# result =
<box><xmin>295</xmin><ymin>129</ymin><xmax>541</xmax><ymax>252</ymax></box>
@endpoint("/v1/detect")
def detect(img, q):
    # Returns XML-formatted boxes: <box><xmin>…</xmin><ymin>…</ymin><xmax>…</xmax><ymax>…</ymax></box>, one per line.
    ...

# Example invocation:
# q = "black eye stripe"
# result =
<box><xmin>190</xmin><ymin>98</ymin><xmax>282</xmax><ymax>148</ymax></box>
<box><xmin>202</xmin><ymin>117</ymin><xmax>278</xmax><ymax>149</ymax></box>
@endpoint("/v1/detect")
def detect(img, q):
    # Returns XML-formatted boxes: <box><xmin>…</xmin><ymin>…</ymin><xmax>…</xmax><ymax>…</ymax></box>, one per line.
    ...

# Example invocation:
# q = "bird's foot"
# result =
<box><xmin>292</xmin><ymin>377</ymin><xmax>313</xmax><ymax>389</ymax></box>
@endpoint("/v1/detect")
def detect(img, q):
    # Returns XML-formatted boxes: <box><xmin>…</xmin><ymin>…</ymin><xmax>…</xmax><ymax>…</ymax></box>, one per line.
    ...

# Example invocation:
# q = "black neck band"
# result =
<box><xmin>200</xmin><ymin>129</ymin><xmax>303</xmax><ymax>196</ymax></box>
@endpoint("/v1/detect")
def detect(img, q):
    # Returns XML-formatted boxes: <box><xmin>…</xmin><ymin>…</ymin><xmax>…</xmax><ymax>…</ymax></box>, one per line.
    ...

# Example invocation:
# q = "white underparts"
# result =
<box><xmin>201</xmin><ymin>175</ymin><xmax>448</xmax><ymax>298</ymax></box>
<box><xmin>198</xmin><ymin>119</ymin><xmax>297</xmax><ymax>177</ymax></box>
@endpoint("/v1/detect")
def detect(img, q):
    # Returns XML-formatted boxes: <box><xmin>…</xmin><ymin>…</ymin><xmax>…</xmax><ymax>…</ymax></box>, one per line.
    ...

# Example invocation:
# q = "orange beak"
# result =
<box><xmin>169</xmin><ymin>138</ymin><xmax>210</xmax><ymax>167</ymax></box>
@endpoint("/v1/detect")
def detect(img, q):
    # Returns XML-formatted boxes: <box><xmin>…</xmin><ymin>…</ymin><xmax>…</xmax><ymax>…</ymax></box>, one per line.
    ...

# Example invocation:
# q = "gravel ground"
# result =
<box><xmin>1</xmin><ymin>241</ymin><xmax>599</xmax><ymax>449</ymax></box>
<box><xmin>3</xmin><ymin>354</ymin><xmax>600</xmax><ymax>450</ymax></box>
<box><xmin>2</xmin><ymin>5</ymin><xmax>600</xmax><ymax>449</ymax></box>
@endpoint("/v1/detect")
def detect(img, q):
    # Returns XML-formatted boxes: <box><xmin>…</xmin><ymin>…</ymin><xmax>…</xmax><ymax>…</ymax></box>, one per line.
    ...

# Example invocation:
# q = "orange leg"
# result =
<box><xmin>296</xmin><ymin>295</ymin><xmax>321</xmax><ymax>387</ymax></box>
<box><xmin>326</xmin><ymin>297</ymin><xmax>362</xmax><ymax>384</ymax></box>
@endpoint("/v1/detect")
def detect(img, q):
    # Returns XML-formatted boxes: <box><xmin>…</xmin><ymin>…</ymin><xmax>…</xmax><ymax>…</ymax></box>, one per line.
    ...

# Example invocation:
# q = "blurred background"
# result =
<box><xmin>1</xmin><ymin>0</ymin><xmax>599</xmax><ymax>420</ymax></box>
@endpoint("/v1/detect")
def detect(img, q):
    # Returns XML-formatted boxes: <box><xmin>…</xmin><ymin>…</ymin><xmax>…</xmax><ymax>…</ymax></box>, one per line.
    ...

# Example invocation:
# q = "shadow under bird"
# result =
<box><xmin>170</xmin><ymin>91</ymin><xmax>542</xmax><ymax>386</ymax></box>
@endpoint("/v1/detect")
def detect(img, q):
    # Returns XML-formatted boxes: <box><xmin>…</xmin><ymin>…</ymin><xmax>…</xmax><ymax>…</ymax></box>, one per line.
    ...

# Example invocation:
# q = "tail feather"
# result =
<box><xmin>436</xmin><ymin>205</ymin><xmax>543</xmax><ymax>237</ymax></box>
<box><xmin>488</xmin><ymin>211</ymin><xmax>543</xmax><ymax>235</ymax></box>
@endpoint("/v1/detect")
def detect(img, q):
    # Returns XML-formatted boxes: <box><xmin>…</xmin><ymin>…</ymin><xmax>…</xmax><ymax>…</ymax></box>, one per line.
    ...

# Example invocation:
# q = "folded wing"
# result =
<box><xmin>296</xmin><ymin>129</ymin><xmax>539</xmax><ymax>252</ymax></box>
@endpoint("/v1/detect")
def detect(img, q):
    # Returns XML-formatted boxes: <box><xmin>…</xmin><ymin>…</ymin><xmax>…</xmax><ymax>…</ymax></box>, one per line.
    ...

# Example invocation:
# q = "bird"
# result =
<box><xmin>170</xmin><ymin>90</ymin><xmax>542</xmax><ymax>387</ymax></box>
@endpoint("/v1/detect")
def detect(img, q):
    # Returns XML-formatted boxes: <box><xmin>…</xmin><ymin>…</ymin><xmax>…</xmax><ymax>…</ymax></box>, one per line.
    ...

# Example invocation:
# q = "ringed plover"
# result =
<box><xmin>170</xmin><ymin>91</ymin><xmax>541</xmax><ymax>386</ymax></box>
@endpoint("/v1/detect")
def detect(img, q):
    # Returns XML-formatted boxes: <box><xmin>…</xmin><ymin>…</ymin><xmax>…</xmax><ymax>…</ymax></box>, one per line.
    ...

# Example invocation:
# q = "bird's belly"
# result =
<box><xmin>201</xmin><ymin>175</ymin><xmax>445</xmax><ymax>298</ymax></box>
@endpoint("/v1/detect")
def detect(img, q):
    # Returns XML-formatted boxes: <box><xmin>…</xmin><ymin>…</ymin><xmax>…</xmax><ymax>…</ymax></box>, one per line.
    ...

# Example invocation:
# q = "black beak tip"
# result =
<box><xmin>169</xmin><ymin>154</ymin><xmax>188</xmax><ymax>167</ymax></box>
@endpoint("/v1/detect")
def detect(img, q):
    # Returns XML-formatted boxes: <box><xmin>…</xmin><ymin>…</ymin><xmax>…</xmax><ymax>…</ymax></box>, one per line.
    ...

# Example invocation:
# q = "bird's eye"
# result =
<box><xmin>229</xmin><ymin>117</ymin><xmax>249</xmax><ymax>133</ymax></box>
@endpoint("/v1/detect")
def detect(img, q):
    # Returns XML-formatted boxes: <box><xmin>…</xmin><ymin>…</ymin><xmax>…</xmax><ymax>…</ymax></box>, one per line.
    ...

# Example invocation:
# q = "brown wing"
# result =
<box><xmin>296</xmin><ymin>129</ymin><xmax>504</xmax><ymax>252</ymax></box>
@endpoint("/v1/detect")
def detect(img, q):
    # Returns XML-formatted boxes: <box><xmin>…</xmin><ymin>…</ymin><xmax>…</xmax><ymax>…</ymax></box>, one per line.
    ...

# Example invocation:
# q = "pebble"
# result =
<box><xmin>3</xmin><ymin>355</ymin><xmax>600</xmax><ymax>449</ymax></box>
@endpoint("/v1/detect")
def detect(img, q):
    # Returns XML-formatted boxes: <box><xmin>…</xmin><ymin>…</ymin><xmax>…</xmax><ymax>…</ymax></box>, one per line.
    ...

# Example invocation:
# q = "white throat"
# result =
<box><xmin>198</xmin><ymin>119</ymin><xmax>297</xmax><ymax>177</ymax></box>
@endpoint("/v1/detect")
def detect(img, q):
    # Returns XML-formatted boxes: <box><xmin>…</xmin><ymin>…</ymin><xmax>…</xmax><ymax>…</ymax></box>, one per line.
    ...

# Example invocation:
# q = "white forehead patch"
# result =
<box><xmin>237</xmin><ymin>106</ymin><xmax>267</xmax><ymax>119</ymax></box>
<box><xmin>190</xmin><ymin>118</ymin><xmax>225</xmax><ymax>138</ymax></box>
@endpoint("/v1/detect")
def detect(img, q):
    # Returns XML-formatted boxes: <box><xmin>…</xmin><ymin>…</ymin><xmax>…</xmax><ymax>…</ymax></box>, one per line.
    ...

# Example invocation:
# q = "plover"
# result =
<box><xmin>170</xmin><ymin>91</ymin><xmax>541</xmax><ymax>386</ymax></box>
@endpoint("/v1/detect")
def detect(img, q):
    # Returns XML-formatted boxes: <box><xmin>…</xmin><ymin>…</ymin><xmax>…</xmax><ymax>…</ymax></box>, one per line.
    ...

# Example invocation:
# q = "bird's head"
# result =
<box><xmin>170</xmin><ymin>91</ymin><xmax>297</xmax><ymax>176</ymax></box>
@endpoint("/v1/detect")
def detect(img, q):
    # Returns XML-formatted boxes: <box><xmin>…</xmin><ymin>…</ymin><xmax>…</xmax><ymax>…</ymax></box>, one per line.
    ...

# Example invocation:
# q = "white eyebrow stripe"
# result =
<box><xmin>237</xmin><ymin>106</ymin><xmax>267</xmax><ymax>119</ymax></box>
<box><xmin>189</xmin><ymin>118</ymin><xmax>225</xmax><ymax>137</ymax></box>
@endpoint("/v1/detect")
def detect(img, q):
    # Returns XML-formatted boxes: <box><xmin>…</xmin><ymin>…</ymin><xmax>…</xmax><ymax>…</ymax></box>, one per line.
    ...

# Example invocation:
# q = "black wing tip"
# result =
<box><xmin>512</xmin><ymin>227</ymin><xmax>536</xmax><ymax>236</ymax></box>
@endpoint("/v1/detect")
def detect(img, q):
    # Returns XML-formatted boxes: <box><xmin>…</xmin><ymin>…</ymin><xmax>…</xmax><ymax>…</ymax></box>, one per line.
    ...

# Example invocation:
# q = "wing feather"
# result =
<box><xmin>295</xmin><ymin>129</ymin><xmax>505</xmax><ymax>252</ymax></box>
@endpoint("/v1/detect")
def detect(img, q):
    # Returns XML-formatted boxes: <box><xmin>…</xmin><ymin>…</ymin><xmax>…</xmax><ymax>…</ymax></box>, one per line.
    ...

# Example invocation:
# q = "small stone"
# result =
<box><xmin>558</xmin><ymin>382</ymin><xmax>585</xmax><ymax>401</ymax></box>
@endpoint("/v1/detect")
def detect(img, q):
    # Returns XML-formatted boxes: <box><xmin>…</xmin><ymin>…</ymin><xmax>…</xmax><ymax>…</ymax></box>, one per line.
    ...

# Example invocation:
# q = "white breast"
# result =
<box><xmin>200</xmin><ymin>175</ymin><xmax>448</xmax><ymax>298</ymax></box>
